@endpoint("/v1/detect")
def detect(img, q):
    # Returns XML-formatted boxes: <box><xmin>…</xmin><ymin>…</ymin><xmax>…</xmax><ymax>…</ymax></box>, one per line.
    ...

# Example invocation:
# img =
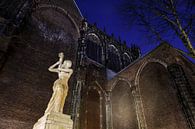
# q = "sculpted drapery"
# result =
<box><xmin>44</xmin><ymin>52</ymin><xmax>73</xmax><ymax>114</ymax></box>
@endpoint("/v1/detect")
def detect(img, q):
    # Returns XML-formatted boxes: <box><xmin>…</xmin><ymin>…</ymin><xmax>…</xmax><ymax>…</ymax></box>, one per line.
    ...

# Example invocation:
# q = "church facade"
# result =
<box><xmin>0</xmin><ymin>0</ymin><xmax>194</xmax><ymax>129</ymax></box>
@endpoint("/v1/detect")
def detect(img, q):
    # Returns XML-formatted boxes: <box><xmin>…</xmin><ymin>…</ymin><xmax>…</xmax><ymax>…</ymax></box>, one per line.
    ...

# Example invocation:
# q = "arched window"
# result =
<box><xmin>86</xmin><ymin>33</ymin><xmax>102</xmax><ymax>63</ymax></box>
<box><xmin>129</xmin><ymin>45</ymin><xmax>141</xmax><ymax>61</ymax></box>
<box><xmin>111</xmin><ymin>80</ymin><xmax>139</xmax><ymax>129</ymax></box>
<box><xmin>85</xmin><ymin>87</ymin><xmax>103</xmax><ymax>129</ymax></box>
<box><xmin>107</xmin><ymin>45</ymin><xmax>121</xmax><ymax>72</ymax></box>
<box><xmin>122</xmin><ymin>53</ymin><xmax>131</xmax><ymax>67</ymax></box>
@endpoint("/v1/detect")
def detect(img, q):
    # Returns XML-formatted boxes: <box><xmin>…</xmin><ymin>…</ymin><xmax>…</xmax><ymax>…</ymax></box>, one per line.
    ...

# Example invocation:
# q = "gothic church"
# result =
<box><xmin>0</xmin><ymin>0</ymin><xmax>194</xmax><ymax>129</ymax></box>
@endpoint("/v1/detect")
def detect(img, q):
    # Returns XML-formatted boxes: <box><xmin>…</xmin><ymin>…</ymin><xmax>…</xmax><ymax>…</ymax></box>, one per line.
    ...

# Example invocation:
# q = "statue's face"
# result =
<box><xmin>58</xmin><ymin>52</ymin><xmax>64</xmax><ymax>58</ymax></box>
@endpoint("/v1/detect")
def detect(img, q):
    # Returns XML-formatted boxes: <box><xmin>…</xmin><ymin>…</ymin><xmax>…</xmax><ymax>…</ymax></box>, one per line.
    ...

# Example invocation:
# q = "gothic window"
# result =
<box><xmin>111</xmin><ymin>81</ymin><xmax>139</xmax><ymax>129</ymax></box>
<box><xmin>86</xmin><ymin>34</ymin><xmax>102</xmax><ymax>63</ymax></box>
<box><xmin>107</xmin><ymin>45</ymin><xmax>121</xmax><ymax>72</ymax></box>
<box><xmin>85</xmin><ymin>87</ymin><xmax>102</xmax><ymax>129</ymax></box>
<box><xmin>130</xmin><ymin>45</ymin><xmax>141</xmax><ymax>61</ymax></box>
<box><xmin>122</xmin><ymin>53</ymin><xmax>131</xmax><ymax>67</ymax></box>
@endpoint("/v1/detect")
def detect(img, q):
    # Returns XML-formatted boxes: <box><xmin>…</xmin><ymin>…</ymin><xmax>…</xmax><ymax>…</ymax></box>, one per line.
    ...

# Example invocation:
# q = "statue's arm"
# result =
<box><xmin>58</xmin><ymin>52</ymin><xmax>64</xmax><ymax>68</ymax></box>
<box><xmin>48</xmin><ymin>61</ymin><xmax>60</xmax><ymax>73</ymax></box>
<box><xmin>48</xmin><ymin>53</ymin><xmax>64</xmax><ymax>73</ymax></box>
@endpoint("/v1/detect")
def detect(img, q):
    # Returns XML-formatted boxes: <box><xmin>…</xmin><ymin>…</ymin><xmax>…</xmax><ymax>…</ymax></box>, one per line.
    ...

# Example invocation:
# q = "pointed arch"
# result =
<box><xmin>36</xmin><ymin>4</ymin><xmax>80</xmax><ymax>35</ymax></box>
<box><xmin>107</xmin><ymin>45</ymin><xmax>122</xmax><ymax>72</ymax></box>
<box><xmin>85</xmin><ymin>33</ymin><xmax>103</xmax><ymax>63</ymax></box>
<box><xmin>135</xmin><ymin>58</ymin><xmax>167</xmax><ymax>86</ymax></box>
<box><xmin>111</xmin><ymin>79</ymin><xmax>139</xmax><ymax>129</ymax></box>
<box><xmin>134</xmin><ymin>60</ymin><xmax>189</xmax><ymax>129</ymax></box>
<box><xmin>85</xmin><ymin>82</ymin><xmax>106</xmax><ymax>129</ymax></box>
<box><xmin>122</xmin><ymin>52</ymin><xmax>131</xmax><ymax>67</ymax></box>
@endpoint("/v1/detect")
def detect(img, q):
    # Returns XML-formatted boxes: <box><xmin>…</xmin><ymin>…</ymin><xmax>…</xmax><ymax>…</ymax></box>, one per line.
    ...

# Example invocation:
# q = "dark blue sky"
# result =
<box><xmin>75</xmin><ymin>0</ymin><xmax>194</xmax><ymax>62</ymax></box>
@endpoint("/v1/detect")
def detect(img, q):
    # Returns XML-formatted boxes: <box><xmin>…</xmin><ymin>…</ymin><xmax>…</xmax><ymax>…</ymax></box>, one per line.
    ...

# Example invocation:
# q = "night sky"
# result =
<box><xmin>75</xmin><ymin>0</ymin><xmax>194</xmax><ymax>63</ymax></box>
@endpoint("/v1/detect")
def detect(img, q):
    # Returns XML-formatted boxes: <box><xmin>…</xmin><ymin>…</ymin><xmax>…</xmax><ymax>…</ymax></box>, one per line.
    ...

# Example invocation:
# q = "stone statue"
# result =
<box><xmin>44</xmin><ymin>52</ymin><xmax>73</xmax><ymax>114</ymax></box>
<box><xmin>33</xmin><ymin>52</ymin><xmax>74</xmax><ymax>129</ymax></box>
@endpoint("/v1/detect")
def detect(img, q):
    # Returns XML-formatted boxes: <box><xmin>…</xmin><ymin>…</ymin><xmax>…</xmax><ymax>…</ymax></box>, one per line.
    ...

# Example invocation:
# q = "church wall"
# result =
<box><xmin>175</xmin><ymin>55</ymin><xmax>195</xmax><ymax>92</ymax></box>
<box><xmin>139</xmin><ymin>62</ymin><xmax>189</xmax><ymax>129</ymax></box>
<box><xmin>0</xmin><ymin>1</ymin><xmax>194</xmax><ymax>129</ymax></box>
<box><xmin>79</xmin><ymin>21</ymin><xmax>140</xmax><ymax>73</ymax></box>
<box><xmin>106</xmin><ymin>43</ymin><xmax>195</xmax><ymax>129</ymax></box>
<box><xmin>38</xmin><ymin>0</ymin><xmax>82</xmax><ymax>25</ymax></box>
<box><xmin>0</xmin><ymin>4</ymin><xmax>80</xmax><ymax>128</ymax></box>
<box><xmin>78</xmin><ymin>64</ymin><xmax>107</xmax><ymax>129</ymax></box>
<box><xmin>0</xmin><ymin>118</ymin><xmax>33</xmax><ymax>129</ymax></box>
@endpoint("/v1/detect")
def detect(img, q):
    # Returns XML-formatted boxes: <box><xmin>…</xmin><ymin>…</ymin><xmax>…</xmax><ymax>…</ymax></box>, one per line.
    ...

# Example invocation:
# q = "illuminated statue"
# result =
<box><xmin>44</xmin><ymin>52</ymin><xmax>73</xmax><ymax>114</ymax></box>
<box><xmin>33</xmin><ymin>52</ymin><xmax>74</xmax><ymax>129</ymax></box>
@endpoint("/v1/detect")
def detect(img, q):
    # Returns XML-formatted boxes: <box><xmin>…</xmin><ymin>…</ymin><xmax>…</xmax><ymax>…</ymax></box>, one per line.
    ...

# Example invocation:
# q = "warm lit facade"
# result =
<box><xmin>0</xmin><ymin>0</ymin><xmax>194</xmax><ymax>129</ymax></box>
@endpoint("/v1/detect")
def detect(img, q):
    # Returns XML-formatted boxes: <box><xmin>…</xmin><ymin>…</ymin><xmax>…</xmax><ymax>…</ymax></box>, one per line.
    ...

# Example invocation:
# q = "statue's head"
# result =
<box><xmin>62</xmin><ymin>60</ymin><xmax>72</xmax><ymax>68</ymax></box>
<box><xmin>58</xmin><ymin>52</ymin><xmax>64</xmax><ymax>58</ymax></box>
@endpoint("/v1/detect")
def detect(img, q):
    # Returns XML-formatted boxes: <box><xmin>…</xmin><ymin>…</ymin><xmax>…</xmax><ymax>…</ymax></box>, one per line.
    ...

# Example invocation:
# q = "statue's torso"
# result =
<box><xmin>53</xmin><ymin>78</ymin><xmax>68</xmax><ymax>91</ymax></box>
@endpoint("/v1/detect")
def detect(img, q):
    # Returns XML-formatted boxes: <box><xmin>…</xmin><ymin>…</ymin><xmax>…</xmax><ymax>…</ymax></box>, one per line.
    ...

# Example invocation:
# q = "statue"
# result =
<box><xmin>33</xmin><ymin>52</ymin><xmax>74</xmax><ymax>129</ymax></box>
<box><xmin>44</xmin><ymin>52</ymin><xmax>73</xmax><ymax>114</ymax></box>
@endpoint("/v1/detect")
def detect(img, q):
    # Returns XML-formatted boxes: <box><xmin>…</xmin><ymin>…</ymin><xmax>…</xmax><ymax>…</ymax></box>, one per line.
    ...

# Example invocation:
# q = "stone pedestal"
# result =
<box><xmin>33</xmin><ymin>113</ymin><xmax>73</xmax><ymax>129</ymax></box>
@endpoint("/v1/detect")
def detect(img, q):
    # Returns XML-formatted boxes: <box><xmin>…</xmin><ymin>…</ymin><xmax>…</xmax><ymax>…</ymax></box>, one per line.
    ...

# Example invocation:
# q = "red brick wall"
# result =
<box><xmin>0</xmin><ymin>6</ymin><xmax>79</xmax><ymax>128</ymax></box>
<box><xmin>139</xmin><ymin>62</ymin><xmax>189</xmax><ymax>129</ymax></box>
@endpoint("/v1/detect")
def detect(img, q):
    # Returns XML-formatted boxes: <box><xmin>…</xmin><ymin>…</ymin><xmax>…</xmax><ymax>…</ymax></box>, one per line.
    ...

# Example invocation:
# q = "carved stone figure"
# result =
<box><xmin>44</xmin><ymin>52</ymin><xmax>73</xmax><ymax>114</ymax></box>
<box><xmin>33</xmin><ymin>52</ymin><xmax>74</xmax><ymax>129</ymax></box>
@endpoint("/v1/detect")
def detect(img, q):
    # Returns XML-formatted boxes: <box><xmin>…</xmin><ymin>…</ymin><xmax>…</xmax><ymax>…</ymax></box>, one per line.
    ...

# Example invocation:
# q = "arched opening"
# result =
<box><xmin>122</xmin><ymin>53</ymin><xmax>131</xmax><ymax>68</ymax></box>
<box><xmin>86</xmin><ymin>34</ymin><xmax>102</xmax><ymax>63</ymax></box>
<box><xmin>107</xmin><ymin>45</ymin><xmax>121</xmax><ymax>72</ymax></box>
<box><xmin>139</xmin><ymin>62</ymin><xmax>188</xmax><ymax>129</ymax></box>
<box><xmin>111</xmin><ymin>80</ymin><xmax>138</xmax><ymax>129</ymax></box>
<box><xmin>85</xmin><ymin>87</ymin><xmax>101</xmax><ymax>129</ymax></box>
